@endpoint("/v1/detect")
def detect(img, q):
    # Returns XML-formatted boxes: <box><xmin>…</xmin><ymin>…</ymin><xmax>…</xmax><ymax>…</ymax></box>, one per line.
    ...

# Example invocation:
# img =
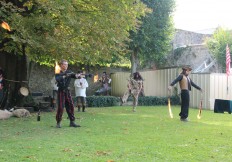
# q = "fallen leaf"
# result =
<box><xmin>96</xmin><ymin>150</ymin><xmax>110</xmax><ymax>156</ymax></box>
<box><xmin>25</xmin><ymin>155</ymin><xmax>36</xmax><ymax>159</ymax></box>
<box><xmin>63</xmin><ymin>148</ymin><xmax>73</xmax><ymax>152</ymax></box>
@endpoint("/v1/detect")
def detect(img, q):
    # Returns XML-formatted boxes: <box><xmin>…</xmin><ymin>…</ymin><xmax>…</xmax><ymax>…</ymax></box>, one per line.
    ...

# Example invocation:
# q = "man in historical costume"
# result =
<box><xmin>74</xmin><ymin>72</ymin><xmax>89</xmax><ymax>112</ymax></box>
<box><xmin>133</xmin><ymin>71</ymin><xmax>145</xmax><ymax>96</ymax></box>
<box><xmin>99</xmin><ymin>72</ymin><xmax>111</xmax><ymax>96</ymax></box>
<box><xmin>121</xmin><ymin>72</ymin><xmax>144</xmax><ymax>112</ymax></box>
<box><xmin>168</xmin><ymin>66</ymin><xmax>203</xmax><ymax>122</ymax></box>
<box><xmin>55</xmin><ymin>59</ymin><xmax>81</xmax><ymax>128</ymax></box>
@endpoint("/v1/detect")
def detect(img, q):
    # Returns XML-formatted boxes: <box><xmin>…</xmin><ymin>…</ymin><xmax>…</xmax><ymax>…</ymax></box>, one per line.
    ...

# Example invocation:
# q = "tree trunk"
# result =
<box><xmin>130</xmin><ymin>48</ymin><xmax>139</xmax><ymax>75</ymax></box>
<box><xmin>14</xmin><ymin>45</ymin><xmax>28</xmax><ymax>106</ymax></box>
<box><xmin>0</xmin><ymin>47</ymin><xmax>28</xmax><ymax>108</ymax></box>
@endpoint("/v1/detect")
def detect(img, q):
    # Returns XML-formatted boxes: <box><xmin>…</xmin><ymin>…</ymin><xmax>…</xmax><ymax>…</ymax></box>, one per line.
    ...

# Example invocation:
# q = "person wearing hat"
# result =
<box><xmin>168</xmin><ymin>66</ymin><xmax>203</xmax><ymax>122</ymax></box>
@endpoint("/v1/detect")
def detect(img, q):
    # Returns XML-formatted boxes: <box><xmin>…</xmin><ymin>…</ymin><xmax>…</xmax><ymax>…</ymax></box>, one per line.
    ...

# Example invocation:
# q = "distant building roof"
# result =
<box><xmin>175</xmin><ymin>28</ymin><xmax>216</xmax><ymax>35</ymax></box>
<box><xmin>193</xmin><ymin>28</ymin><xmax>216</xmax><ymax>34</ymax></box>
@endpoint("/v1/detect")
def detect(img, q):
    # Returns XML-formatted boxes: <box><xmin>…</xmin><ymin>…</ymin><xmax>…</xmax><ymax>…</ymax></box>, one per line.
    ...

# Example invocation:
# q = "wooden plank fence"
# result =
<box><xmin>111</xmin><ymin>68</ymin><xmax>232</xmax><ymax>110</ymax></box>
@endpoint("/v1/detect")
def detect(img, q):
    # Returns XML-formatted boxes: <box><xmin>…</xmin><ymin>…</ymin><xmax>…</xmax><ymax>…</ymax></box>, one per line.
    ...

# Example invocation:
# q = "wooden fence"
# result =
<box><xmin>111</xmin><ymin>68</ymin><xmax>232</xmax><ymax>110</ymax></box>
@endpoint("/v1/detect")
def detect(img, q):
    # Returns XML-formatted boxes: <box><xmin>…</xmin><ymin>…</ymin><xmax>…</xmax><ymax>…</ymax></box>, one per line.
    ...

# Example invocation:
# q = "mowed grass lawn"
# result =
<box><xmin>1</xmin><ymin>106</ymin><xmax>232</xmax><ymax>162</ymax></box>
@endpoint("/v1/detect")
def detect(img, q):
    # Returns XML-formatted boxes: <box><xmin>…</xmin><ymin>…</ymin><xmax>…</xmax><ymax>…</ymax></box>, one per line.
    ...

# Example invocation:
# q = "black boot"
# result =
<box><xmin>78</xmin><ymin>106</ymin><xmax>81</xmax><ymax>112</ymax></box>
<box><xmin>82</xmin><ymin>106</ymin><xmax>85</xmax><ymax>112</ymax></box>
<box><xmin>119</xmin><ymin>97</ymin><xmax>123</xmax><ymax>106</ymax></box>
<box><xmin>70</xmin><ymin>121</ymin><xmax>81</xmax><ymax>127</ymax></box>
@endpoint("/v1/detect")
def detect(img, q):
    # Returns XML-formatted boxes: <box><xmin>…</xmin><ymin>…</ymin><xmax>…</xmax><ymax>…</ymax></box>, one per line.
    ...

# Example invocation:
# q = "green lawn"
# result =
<box><xmin>1</xmin><ymin>106</ymin><xmax>232</xmax><ymax>162</ymax></box>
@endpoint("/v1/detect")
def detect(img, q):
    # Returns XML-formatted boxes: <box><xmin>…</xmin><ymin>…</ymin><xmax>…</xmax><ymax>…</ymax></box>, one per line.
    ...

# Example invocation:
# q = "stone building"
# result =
<box><xmin>167</xmin><ymin>29</ymin><xmax>219</xmax><ymax>73</ymax></box>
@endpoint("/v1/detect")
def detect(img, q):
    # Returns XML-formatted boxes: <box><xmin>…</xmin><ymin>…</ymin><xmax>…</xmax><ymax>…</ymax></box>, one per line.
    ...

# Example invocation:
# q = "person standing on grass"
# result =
<box><xmin>168</xmin><ymin>66</ymin><xmax>203</xmax><ymax>122</ymax></box>
<box><xmin>55</xmin><ymin>59</ymin><xmax>81</xmax><ymax>128</ymax></box>
<box><xmin>121</xmin><ymin>72</ymin><xmax>144</xmax><ymax>112</ymax></box>
<box><xmin>51</xmin><ymin>76</ymin><xmax>58</xmax><ymax>110</ymax></box>
<box><xmin>74</xmin><ymin>71</ymin><xmax>88</xmax><ymax>112</ymax></box>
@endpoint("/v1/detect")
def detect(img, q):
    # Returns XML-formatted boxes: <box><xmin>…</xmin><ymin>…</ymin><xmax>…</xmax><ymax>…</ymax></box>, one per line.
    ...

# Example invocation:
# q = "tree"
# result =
<box><xmin>0</xmin><ymin>0</ymin><xmax>149</xmax><ymax>107</ymax></box>
<box><xmin>127</xmin><ymin>0</ymin><xmax>175</xmax><ymax>73</ymax></box>
<box><xmin>206</xmin><ymin>28</ymin><xmax>232</xmax><ymax>72</ymax></box>
<box><xmin>1</xmin><ymin>0</ymin><xmax>150</xmax><ymax>66</ymax></box>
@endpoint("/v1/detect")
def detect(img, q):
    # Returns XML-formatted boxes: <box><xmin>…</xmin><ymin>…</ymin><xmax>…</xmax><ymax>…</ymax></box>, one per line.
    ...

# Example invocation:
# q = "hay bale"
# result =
<box><xmin>12</xmin><ymin>109</ymin><xmax>31</xmax><ymax>118</ymax></box>
<box><xmin>0</xmin><ymin>110</ymin><xmax>13</xmax><ymax>120</ymax></box>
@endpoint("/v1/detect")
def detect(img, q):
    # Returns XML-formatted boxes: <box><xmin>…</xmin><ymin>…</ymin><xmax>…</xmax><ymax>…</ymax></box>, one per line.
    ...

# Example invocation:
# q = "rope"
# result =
<box><xmin>4</xmin><ymin>79</ymin><xmax>28</xmax><ymax>83</ymax></box>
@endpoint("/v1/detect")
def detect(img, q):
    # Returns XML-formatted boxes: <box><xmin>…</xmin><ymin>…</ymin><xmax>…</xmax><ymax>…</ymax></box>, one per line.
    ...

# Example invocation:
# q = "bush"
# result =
<box><xmin>86</xmin><ymin>95</ymin><xmax>180</xmax><ymax>107</ymax></box>
<box><xmin>86</xmin><ymin>96</ymin><xmax>120</xmax><ymax>107</ymax></box>
<box><xmin>138</xmin><ymin>95</ymin><xmax>180</xmax><ymax>106</ymax></box>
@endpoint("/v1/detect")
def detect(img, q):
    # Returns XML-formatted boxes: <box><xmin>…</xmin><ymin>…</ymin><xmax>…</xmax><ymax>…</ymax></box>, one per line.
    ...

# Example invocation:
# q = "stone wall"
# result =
<box><xmin>28</xmin><ymin>63</ymin><xmax>129</xmax><ymax>96</ymax></box>
<box><xmin>167</xmin><ymin>44</ymin><xmax>219</xmax><ymax>72</ymax></box>
<box><xmin>172</xmin><ymin>29</ymin><xmax>212</xmax><ymax>49</ymax></box>
<box><xmin>167</xmin><ymin>29</ymin><xmax>220</xmax><ymax>73</ymax></box>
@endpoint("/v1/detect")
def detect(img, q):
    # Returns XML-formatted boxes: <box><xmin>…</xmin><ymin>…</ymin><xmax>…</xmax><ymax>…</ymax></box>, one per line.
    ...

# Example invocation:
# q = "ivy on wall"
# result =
<box><xmin>173</xmin><ymin>46</ymin><xmax>191</xmax><ymax>60</ymax></box>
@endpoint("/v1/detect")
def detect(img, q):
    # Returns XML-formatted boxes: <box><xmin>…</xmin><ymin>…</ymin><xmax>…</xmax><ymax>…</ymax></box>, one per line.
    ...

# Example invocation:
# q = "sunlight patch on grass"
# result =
<box><xmin>115</xmin><ymin>113</ymin><xmax>135</xmax><ymax>116</ymax></box>
<box><xmin>201</xmin><ymin>121</ymin><xmax>232</xmax><ymax>127</ymax></box>
<box><xmin>140</xmin><ymin>114</ymin><xmax>157</xmax><ymax>118</ymax></box>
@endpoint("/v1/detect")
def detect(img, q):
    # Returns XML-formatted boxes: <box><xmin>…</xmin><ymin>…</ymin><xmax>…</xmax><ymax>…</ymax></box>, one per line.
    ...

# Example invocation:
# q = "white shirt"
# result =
<box><xmin>74</xmin><ymin>78</ymin><xmax>88</xmax><ymax>97</ymax></box>
<box><xmin>51</xmin><ymin>77</ymin><xmax>58</xmax><ymax>91</ymax></box>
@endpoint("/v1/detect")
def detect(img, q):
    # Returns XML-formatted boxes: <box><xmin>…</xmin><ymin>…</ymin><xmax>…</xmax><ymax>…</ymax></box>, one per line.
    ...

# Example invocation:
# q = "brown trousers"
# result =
<box><xmin>56</xmin><ymin>90</ymin><xmax>75</xmax><ymax>123</ymax></box>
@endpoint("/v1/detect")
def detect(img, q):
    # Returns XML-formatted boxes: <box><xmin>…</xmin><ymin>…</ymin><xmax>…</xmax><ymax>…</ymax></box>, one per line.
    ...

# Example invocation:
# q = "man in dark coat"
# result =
<box><xmin>168</xmin><ymin>66</ymin><xmax>203</xmax><ymax>122</ymax></box>
<box><xmin>55</xmin><ymin>59</ymin><xmax>81</xmax><ymax>128</ymax></box>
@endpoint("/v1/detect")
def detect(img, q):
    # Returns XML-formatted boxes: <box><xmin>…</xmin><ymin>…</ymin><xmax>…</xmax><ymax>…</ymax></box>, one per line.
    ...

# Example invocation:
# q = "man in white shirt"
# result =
<box><xmin>74</xmin><ymin>72</ymin><xmax>89</xmax><ymax>112</ymax></box>
<box><xmin>51</xmin><ymin>76</ymin><xmax>58</xmax><ymax>110</ymax></box>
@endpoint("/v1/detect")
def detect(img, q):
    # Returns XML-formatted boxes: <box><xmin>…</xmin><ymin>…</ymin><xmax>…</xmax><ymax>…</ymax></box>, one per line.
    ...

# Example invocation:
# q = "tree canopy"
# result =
<box><xmin>206</xmin><ymin>28</ymin><xmax>232</xmax><ymax>72</ymax></box>
<box><xmin>0</xmin><ymin>0</ymin><xmax>149</xmax><ymax>66</ymax></box>
<box><xmin>127</xmin><ymin>0</ymin><xmax>175</xmax><ymax>72</ymax></box>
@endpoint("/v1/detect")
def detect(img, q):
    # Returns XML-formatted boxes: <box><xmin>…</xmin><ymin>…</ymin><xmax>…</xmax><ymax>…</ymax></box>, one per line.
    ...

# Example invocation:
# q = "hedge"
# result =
<box><xmin>86</xmin><ymin>95</ymin><xmax>180</xmax><ymax>107</ymax></box>
<box><xmin>86</xmin><ymin>96</ymin><xmax>120</xmax><ymax>107</ymax></box>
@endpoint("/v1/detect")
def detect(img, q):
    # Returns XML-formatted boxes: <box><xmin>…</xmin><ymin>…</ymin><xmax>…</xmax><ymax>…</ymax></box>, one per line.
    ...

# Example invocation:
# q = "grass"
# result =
<box><xmin>1</xmin><ymin>106</ymin><xmax>232</xmax><ymax>162</ymax></box>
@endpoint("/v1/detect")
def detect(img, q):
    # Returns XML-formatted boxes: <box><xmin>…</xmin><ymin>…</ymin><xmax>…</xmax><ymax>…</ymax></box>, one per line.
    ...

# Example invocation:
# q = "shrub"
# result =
<box><xmin>86</xmin><ymin>96</ymin><xmax>120</xmax><ymax>107</ymax></box>
<box><xmin>138</xmin><ymin>95</ymin><xmax>180</xmax><ymax>106</ymax></box>
<box><xmin>86</xmin><ymin>95</ymin><xmax>180</xmax><ymax>107</ymax></box>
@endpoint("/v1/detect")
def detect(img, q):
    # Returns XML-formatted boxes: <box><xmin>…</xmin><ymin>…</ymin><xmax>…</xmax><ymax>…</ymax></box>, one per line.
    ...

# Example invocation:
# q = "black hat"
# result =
<box><xmin>182</xmin><ymin>66</ymin><xmax>192</xmax><ymax>71</ymax></box>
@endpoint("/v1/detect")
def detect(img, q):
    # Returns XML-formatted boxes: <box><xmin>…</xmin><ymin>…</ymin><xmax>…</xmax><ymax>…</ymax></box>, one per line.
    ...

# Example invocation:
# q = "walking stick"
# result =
<box><xmin>168</xmin><ymin>91</ymin><xmax>173</xmax><ymax>118</ymax></box>
<box><xmin>197</xmin><ymin>93</ymin><xmax>203</xmax><ymax>119</ymax></box>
